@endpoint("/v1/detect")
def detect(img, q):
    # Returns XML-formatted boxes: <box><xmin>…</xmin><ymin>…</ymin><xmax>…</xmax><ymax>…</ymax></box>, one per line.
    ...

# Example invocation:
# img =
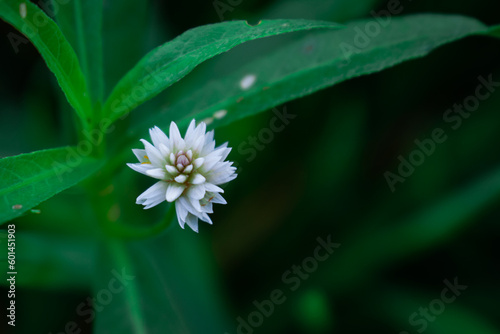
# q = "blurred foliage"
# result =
<box><xmin>1</xmin><ymin>0</ymin><xmax>500</xmax><ymax>333</ymax></box>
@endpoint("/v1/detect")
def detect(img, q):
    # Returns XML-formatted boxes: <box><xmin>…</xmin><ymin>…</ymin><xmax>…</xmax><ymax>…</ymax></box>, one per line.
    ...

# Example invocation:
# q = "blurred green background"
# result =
<box><xmin>1</xmin><ymin>0</ymin><xmax>500</xmax><ymax>333</ymax></box>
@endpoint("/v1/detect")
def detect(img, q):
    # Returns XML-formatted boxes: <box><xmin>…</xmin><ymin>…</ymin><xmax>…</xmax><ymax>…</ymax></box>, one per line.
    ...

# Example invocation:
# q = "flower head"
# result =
<box><xmin>127</xmin><ymin>120</ymin><xmax>237</xmax><ymax>232</ymax></box>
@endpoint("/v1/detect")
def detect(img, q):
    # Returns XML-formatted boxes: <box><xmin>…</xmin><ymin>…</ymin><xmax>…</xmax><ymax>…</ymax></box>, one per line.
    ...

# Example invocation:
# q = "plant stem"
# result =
<box><xmin>102</xmin><ymin>204</ymin><xmax>176</xmax><ymax>240</ymax></box>
<box><xmin>86</xmin><ymin>176</ymin><xmax>176</xmax><ymax>240</ymax></box>
<box><xmin>108</xmin><ymin>240</ymin><xmax>147</xmax><ymax>334</ymax></box>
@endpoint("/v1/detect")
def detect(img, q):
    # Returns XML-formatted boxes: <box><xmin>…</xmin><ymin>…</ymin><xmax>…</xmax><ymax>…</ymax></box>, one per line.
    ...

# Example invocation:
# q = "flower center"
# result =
<box><xmin>165</xmin><ymin>150</ymin><xmax>199</xmax><ymax>185</ymax></box>
<box><xmin>177</xmin><ymin>154</ymin><xmax>190</xmax><ymax>167</ymax></box>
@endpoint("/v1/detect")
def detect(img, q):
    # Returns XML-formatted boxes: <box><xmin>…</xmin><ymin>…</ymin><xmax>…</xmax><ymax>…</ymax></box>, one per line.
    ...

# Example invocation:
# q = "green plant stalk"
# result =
<box><xmin>107</xmin><ymin>240</ymin><xmax>147</xmax><ymax>334</ymax></box>
<box><xmin>102</xmin><ymin>206</ymin><xmax>176</xmax><ymax>240</ymax></box>
<box><xmin>86</xmin><ymin>173</ymin><xmax>176</xmax><ymax>240</ymax></box>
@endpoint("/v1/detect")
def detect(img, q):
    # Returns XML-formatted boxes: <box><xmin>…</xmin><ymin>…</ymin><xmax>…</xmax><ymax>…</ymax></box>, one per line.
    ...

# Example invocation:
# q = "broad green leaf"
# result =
<box><xmin>0</xmin><ymin>0</ymin><xmax>92</xmax><ymax>126</ymax></box>
<box><xmin>321</xmin><ymin>163</ymin><xmax>500</xmax><ymax>293</ymax></box>
<box><xmin>102</xmin><ymin>19</ymin><xmax>343</xmax><ymax>123</ymax></box>
<box><xmin>0</xmin><ymin>232</ymin><xmax>94</xmax><ymax>289</ymax></box>
<box><xmin>132</xmin><ymin>14</ymin><xmax>489</xmax><ymax>135</ymax></box>
<box><xmin>154</xmin><ymin>0</ymin><xmax>384</xmax><ymax>121</ymax></box>
<box><xmin>53</xmin><ymin>0</ymin><xmax>104</xmax><ymax>106</ymax></box>
<box><xmin>0</xmin><ymin>147</ymin><xmax>103</xmax><ymax>225</ymax></box>
<box><xmin>94</xmin><ymin>231</ymin><xmax>231</xmax><ymax>334</ymax></box>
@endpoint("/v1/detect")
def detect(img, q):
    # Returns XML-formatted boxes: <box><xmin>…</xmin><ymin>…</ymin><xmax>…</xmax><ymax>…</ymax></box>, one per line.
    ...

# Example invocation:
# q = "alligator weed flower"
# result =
<box><xmin>127</xmin><ymin>120</ymin><xmax>237</xmax><ymax>232</ymax></box>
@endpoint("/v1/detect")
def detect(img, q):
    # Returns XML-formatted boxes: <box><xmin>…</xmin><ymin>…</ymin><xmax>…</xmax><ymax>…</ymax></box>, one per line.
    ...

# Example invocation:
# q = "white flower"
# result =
<box><xmin>127</xmin><ymin>120</ymin><xmax>237</xmax><ymax>232</ymax></box>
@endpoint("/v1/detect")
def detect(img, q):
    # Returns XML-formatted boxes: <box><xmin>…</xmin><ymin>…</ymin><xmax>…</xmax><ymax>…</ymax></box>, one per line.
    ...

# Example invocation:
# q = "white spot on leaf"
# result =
<box><xmin>240</xmin><ymin>74</ymin><xmax>257</xmax><ymax>90</ymax></box>
<box><xmin>213</xmin><ymin>110</ymin><xmax>227</xmax><ymax>119</ymax></box>
<box><xmin>19</xmin><ymin>3</ymin><xmax>27</xmax><ymax>19</ymax></box>
<box><xmin>200</xmin><ymin>117</ymin><xmax>214</xmax><ymax>125</ymax></box>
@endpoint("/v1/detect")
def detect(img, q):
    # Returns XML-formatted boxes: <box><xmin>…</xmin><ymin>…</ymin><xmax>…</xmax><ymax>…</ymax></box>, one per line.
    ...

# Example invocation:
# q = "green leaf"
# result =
<box><xmin>53</xmin><ymin>0</ymin><xmax>104</xmax><ymax>106</ymax></box>
<box><xmin>102</xmin><ymin>19</ymin><xmax>343</xmax><ymax>123</ymax></box>
<box><xmin>133</xmin><ymin>14</ymin><xmax>488</xmax><ymax>134</ymax></box>
<box><xmin>0</xmin><ymin>0</ymin><xmax>92</xmax><ymax>126</ymax></box>
<box><xmin>0</xmin><ymin>147</ymin><xmax>103</xmax><ymax>225</ymax></box>
<box><xmin>94</xmin><ymin>232</ymin><xmax>231</xmax><ymax>334</ymax></box>
<box><xmin>0</xmin><ymin>232</ymin><xmax>94</xmax><ymax>289</ymax></box>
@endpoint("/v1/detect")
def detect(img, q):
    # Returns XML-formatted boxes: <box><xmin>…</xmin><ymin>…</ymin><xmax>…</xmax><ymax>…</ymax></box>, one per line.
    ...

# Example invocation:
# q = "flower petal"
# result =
<box><xmin>200</xmin><ymin>212</ymin><xmax>213</xmax><ymax>225</ymax></box>
<box><xmin>166</xmin><ymin>183</ymin><xmax>185</xmax><ymax>202</ymax></box>
<box><xmin>132</xmin><ymin>149</ymin><xmax>148</xmax><ymax>163</ymax></box>
<box><xmin>146</xmin><ymin>168</ymin><xmax>167</xmax><ymax>180</ymax></box>
<box><xmin>204</xmin><ymin>183</ymin><xmax>224</xmax><ymax>193</ymax></box>
<box><xmin>193</xmin><ymin>157</ymin><xmax>204</xmax><ymax>169</ymax></box>
<box><xmin>188</xmin><ymin>195</ymin><xmax>203</xmax><ymax>212</ymax></box>
<box><xmin>184</xmin><ymin>120</ymin><xmax>197</xmax><ymax>146</ymax></box>
<box><xmin>175</xmin><ymin>174</ymin><xmax>188</xmax><ymax>183</ymax></box>
<box><xmin>140</xmin><ymin>139</ymin><xmax>165</xmax><ymax>167</ymax></box>
<box><xmin>127</xmin><ymin>163</ymin><xmax>156</xmax><ymax>176</ymax></box>
<box><xmin>202</xmin><ymin>201</ymin><xmax>214</xmax><ymax>214</ymax></box>
<box><xmin>219</xmin><ymin>146</ymin><xmax>232</xmax><ymax>161</ymax></box>
<box><xmin>200</xmin><ymin>154</ymin><xmax>221</xmax><ymax>173</ymax></box>
<box><xmin>165</xmin><ymin>165</ymin><xmax>178</xmax><ymax>175</ymax></box>
<box><xmin>185</xmin><ymin>213</ymin><xmax>199</xmax><ymax>232</ymax></box>
<box><xmin>211</xmin><ymin>193</ymin><xmax>227</xmax><ymax>204</ymax></box>
<box><xmin>187</xmin><ymin>184</ymin><xmax>205</xmax><ymax>200</ymax></box>
<box><xmin>207</xmin><ymin>162</ymin><xmax>237</xmax><ymax>184</ymax></box>
<box><xmin>191</xmin><ymin>173</ymin><xmax>206</xmax><ymax>185</ymax></box>
<box><xmin>175</xmin><ymin>200</ymin><xmax>188</xmax><ymax>225</ymax></box>
<box><xmin>136</xmin><ymin>181</ymin><xmax>168</xmax><ymax>209</ymax></box>
<box><xmin>149</xmin><ymin>126</ymin><xmax>169</xmax><ymax>148</ymax></box>
<box><xmin>178</xmin><ymin>196</ymin><xmax>200</xmax><ymax>216</ymax></box>
<box><xmin>158</xmin><ymin>143</ymin><xmax>170</xmax><ymax>156</ymax></box>
<box><xmin>169</xmin><ymin>121</ymin><xmax>184</xmax><ymax>151</ymax></box>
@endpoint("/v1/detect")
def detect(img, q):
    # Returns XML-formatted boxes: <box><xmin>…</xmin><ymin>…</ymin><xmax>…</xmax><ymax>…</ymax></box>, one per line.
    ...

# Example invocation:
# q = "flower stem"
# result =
<box><xmin>87</xmin><ymin>177</ymin><xmax>176</xmax><ymax>240</ymax></box>
<box><xmin>103</xmin><ymin>204</ymin><xmax>176</xmax><ymax>240</ymax></box>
